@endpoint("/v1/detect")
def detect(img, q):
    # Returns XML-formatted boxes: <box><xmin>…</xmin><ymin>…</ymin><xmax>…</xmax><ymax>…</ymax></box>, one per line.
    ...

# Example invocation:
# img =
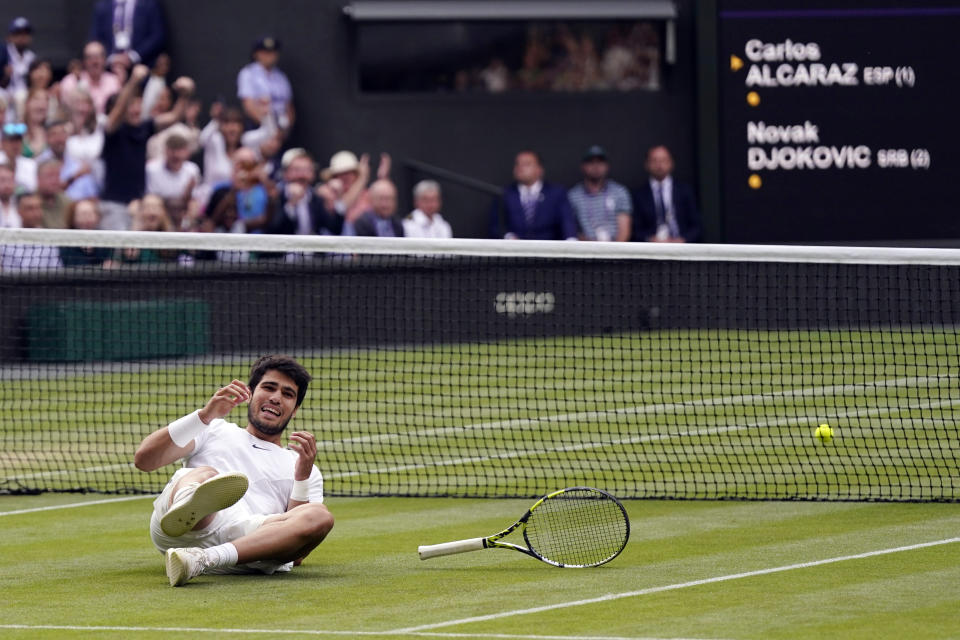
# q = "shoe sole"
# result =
<box><xmin>166</xmin><ymin>548</ymin><xmax>189</xmax><ymax>587</ymax></box>
<box><xmin>160</xmin><ymin>472</ymin><xmax>249</xmax><ymax>537</ymax></box>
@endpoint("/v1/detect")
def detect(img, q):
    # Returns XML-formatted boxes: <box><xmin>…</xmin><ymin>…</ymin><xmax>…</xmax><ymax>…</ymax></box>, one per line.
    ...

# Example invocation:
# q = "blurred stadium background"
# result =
<box><xmin>5</xmin><ymin>0</ymin><xmax>955</xmax><ymax>242</ymax></box>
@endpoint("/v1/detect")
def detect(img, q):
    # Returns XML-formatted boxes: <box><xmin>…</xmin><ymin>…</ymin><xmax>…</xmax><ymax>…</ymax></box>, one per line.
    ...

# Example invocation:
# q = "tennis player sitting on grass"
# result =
<box><xmin>134</xmin><ymin>354</ymin><xmax>333</xmax><ymax>586</ymax></box>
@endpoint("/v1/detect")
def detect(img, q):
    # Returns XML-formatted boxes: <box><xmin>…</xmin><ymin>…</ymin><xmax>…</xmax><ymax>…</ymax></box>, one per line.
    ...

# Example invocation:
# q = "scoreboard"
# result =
<box><xmin>717</xmin><ymin>1</ymin><xmax>960</xmax><ymax>243</ymax></box>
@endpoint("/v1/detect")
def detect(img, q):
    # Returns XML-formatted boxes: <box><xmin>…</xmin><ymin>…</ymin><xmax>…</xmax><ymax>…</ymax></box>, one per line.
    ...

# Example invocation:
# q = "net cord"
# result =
<box><xmin>2</xmin><ymin>228</ymin><xmax>960</xmax><ymax>265</ymax></box>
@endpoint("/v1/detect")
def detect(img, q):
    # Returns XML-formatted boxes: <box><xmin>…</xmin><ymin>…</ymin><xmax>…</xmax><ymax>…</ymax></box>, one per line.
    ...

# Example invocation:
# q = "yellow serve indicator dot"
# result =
<box><xmin>730</xmin><ymin>54</ymin><xmax>744</xmax><ymax>71</ymax></box>
<box><xmin>748</xmin><ymin>174</ymin><xmax>762</xmax><ymax>189</ymax></box>
<box><xmin>746</xmin><ymin>91</ymin><xmax>761</xmax><ymax>106</ymax></box>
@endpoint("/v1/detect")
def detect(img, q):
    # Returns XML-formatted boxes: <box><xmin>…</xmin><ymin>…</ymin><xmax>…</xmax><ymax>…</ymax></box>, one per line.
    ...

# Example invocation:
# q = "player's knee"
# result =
<box><xmin>299</xmin><ymin>503</ymin><xmax>334</xmax><ymax>540</ymax></box>
<box><xmin>188</xmin><ymin>466</ymin><xmax>219</xmax><ymax>482</ymax></box>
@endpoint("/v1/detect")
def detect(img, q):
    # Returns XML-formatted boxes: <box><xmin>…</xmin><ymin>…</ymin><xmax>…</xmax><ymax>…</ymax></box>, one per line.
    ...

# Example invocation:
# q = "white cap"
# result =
<box><xmin>281</xmin><ymin>147</ymin><xmax>309</xmax><ymax>169</ymax></box>
<box><xmin>324</xmin><ymin>150</ymin><xmax>359</xmax><ymax>176</ymax></box>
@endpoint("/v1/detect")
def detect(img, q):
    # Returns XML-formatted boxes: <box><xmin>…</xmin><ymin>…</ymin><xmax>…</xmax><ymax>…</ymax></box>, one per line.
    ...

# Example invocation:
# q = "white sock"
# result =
<box><xmin>202</xmin><ymin>543</ymin><xmax>238</xmax><ymax>569</ymax></box>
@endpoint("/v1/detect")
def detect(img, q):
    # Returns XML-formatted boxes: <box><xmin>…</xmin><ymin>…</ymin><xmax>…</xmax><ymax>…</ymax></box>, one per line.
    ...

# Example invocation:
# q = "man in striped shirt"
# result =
<box><xmin>567</xmin><ymin>145</ymin><xmax>632</xmax><ymax>242</ymax></box>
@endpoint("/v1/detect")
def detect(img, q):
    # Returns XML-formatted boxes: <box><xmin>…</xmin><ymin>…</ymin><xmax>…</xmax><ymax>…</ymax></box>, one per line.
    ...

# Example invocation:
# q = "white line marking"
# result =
<box><xmin>0</xmin><ymin>495</ymin><xmax>153</xmax><ymax>517</ymax></box>
<box><xmin>390</xmin><ymin>537</ymin><xmax>960</xmax><ymax>633</ymax></box>
<box><xmin>0</xmin><ymin>626</ymin><xmax>720</xmax><ymax>640</ymax></box>
<box><xmin>0</xmin><ymin>626</ymin><xmax>372</xmax><ymax>637</ymax></box>
<box><xmin>406</xmin><ymin>635</ymin><xmax>723</xmax><ymax>640</ymax></box>
<box><xmin>5</xmin><ymin>462</ymin><xmax>136</xmax><ymax>482</ymax></box>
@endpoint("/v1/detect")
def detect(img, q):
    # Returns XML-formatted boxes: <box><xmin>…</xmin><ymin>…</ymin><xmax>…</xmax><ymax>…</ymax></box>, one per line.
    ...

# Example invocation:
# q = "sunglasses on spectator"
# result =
<box><xmin>2</xmin><ymin>123</ymin><xmax>27</xmax><ymax>137</ymax></box>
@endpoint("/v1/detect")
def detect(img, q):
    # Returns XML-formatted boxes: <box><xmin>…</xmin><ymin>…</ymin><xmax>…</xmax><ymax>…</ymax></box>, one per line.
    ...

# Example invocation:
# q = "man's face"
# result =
<box><xmin>247</xmin><ymin>370</ymin><xmax>300</xmax><ymax>437</ymax></box>
<box><xmin>18</xmin><ymin>196</ymin><xmax>43</xmax><ymax>227</ymax></box>
<box><xmin>165</xmin><ymin>145</ymin><xmax>189</xmax><ymax>171</ymax></box>
<box><xmin>0</xmin><ymin>168</ymin><xmax>14</xmax><ymax>199</ymax></box>
<box><xmin>37</xmin><ymin>164</ymin><xmax>61</xmax><ymax>196</ymax></box>
<box><xmin>370</xmin><ymin>183</ymin><xmax>397</xmax><ymax>218</ymax></box>
<box><xmin>46</xmin><ymin>124</ymin><xmax>68</xmax><ymax>156</ymax></box>
<box><xmin>72</xmin><ymin>200</ymin><xmax>100</xmax><ymax>230</ymax></box>
<box><xmin>125</xmin><ymin>96</ymin><xmax>143</xmax><ymax>125</ymax></box>
<box><xmin>285</xmin><ymin>157</ymin><xmax>315</xmax><ymax>187</ymax></box>
<box><xmin>9</xmin><ymin>31</ymin><xmax>31</xmax><ymax>51</ymax></box>
<box><xmin>232</xmin><ymin>150</ymin><xmax>258</xmax><ymax>188</ymax></box>
<box><xmin>415</xmin><ymin>190</ymin><xmax>441</xmax><ymax>216</ymax></box>
<box><xmin>254</xmin><ymin>49</ymin><xmax>279</xmax><ymax>69</ymax></box>
<box><xmin>582</xmin><ymin>158</ymin><xmax>609</xmax><ymax>181</ymax></box>
<box><xmin>2</xmin><ymin>137</ymin><xmax>23</xmax><ymax>160</ymax></box>
<box><xmin>336</xmin><ymin>170</ymin><xmax>358</xmax><ymax>189</ymax></box>
<box><xmin>513</xmin><ymin>152</ymin><xmax>542</xmax><ymax>186</ymax></box>
<box><xmin>83</xmin><ymin>43</ymin><xmax>106</xmax><ymax>75</ymax></box>
<box><xmin>646</xmin><ymin>147</ymin><xmax>674</xmax><ymax>181</ymax></box>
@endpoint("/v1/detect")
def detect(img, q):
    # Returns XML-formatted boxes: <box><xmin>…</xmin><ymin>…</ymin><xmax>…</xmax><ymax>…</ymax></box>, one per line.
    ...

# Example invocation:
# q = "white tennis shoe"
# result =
<box><xmin>160</xmin><ymin>471</ymin><xmax>249</xmax><ymax>537</ymax></box>
<box><xmin>166</xmin><ymin>547</ymin><xmax>208</xmax><ymax>587</ymax></box>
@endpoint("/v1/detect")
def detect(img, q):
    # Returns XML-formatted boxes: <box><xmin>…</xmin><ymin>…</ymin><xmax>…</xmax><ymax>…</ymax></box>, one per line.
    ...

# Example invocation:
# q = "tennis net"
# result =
<box><xmin>1</xmin><ymin>228</ymin><xmax>958</xmax><ymax>501</ymax></box>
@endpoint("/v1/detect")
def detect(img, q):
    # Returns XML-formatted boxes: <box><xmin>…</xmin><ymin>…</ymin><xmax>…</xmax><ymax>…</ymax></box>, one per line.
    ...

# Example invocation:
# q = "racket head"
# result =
<box><xmin>521</xmin><ymin>486</ymin><xmax>629</xmax><ymax>568</ymax></box>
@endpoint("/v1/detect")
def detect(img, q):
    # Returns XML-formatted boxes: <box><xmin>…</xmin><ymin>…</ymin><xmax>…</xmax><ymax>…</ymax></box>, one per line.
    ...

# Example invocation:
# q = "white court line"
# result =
<box><xmin>0</xmin><ymin>627</ymin><xmax>721</xmax><ymax>640</ymax></box>
<box><xmin>390</xmin><ymin>537</ymin><xmax>960</xmax><ymax>634</ymax></box>
<box><xmin>6</xmin><ymin>462</ymin><xmax>137</xmax><ymax>482</ymax></box>
<box><xmin>0</xmin><ymin>494</ymin><xmax>152</xmax><ymax>517</ymax></box>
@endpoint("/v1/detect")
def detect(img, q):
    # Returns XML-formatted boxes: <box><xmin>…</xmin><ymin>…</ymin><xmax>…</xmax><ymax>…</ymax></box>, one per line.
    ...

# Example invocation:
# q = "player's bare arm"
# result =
<box><xmin>134</xmin><ymin>380</ymin><xmax>251</xmax><ymax>472</ymax></box>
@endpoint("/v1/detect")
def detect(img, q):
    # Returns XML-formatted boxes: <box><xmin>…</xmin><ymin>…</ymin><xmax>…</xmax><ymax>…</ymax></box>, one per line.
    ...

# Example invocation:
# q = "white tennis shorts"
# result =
<box><xmin>150</xmin><ymin>468</ymin><xmax>293</xmax><ymax>575</ymax></box>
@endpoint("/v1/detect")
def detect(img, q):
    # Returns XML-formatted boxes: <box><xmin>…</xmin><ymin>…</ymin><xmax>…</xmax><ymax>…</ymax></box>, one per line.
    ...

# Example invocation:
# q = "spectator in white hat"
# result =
<box><xmin>319</xmin><ymin>150</ymin><xmax>391</xmax><ymax>223</ymax></box>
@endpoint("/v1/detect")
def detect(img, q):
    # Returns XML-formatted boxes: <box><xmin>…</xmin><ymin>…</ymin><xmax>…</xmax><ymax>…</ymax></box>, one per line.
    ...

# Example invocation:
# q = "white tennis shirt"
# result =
<box><xmin>176</xmin><ymin>411</ymin><xmax>324</xmax><ymax>515</ymax></box>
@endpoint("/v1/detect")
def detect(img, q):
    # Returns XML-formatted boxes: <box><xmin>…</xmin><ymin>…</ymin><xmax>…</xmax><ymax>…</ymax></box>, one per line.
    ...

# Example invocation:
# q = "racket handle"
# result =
<box><xmin>418</xmin><ymin>537</ymin><xmax>485</xmax><ymax>560</ymax></box>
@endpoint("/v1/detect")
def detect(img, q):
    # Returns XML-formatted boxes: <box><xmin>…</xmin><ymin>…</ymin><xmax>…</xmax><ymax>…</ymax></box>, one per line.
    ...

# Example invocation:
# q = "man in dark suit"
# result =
<box><xmin>350</xmin><ymin>179</ymin><xmax>404</xmax><ymax>237</ymax></box>
<box><xmin>266</xmin><ymin>150</ymin><xmax>343</xmax><ymax>236</ymax></box>
<box><xmin>89</xmin><ymin>0</ymin><xmax>168</xmax><ymax>69</ymax></box>
<box><xmin>632</xmin><ymin>145</ymin><xmax>701</xmax><ymax>243</ymax></box>
<box><xmin>489</xmin><ymin>150</ymin><xmax>577</xmax><ymax>241</ymax></box>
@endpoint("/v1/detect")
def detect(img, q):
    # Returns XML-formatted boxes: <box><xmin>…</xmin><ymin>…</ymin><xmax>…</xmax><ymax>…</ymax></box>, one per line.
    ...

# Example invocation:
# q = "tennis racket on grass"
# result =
<box><xmin>418</xmin><ymin>486</ymin><xmax>629</xmax><ymax>568</ymax></box>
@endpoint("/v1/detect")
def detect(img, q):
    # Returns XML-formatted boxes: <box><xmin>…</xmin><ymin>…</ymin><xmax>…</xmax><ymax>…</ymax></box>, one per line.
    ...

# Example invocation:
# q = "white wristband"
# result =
<box><xmin>167</xmin><ymin>410</ymin><xmax>207</xmax><ymax>447</ymax></box>
<box><xmin>291</xmin><ymin>479</ymin><xmax>310</xmax><ymax>502</ymax></box>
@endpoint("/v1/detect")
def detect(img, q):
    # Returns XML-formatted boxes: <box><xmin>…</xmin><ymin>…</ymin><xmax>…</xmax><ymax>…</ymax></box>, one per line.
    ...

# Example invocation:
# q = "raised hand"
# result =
<box><xmin>287</xmin><ymin>431</ymin><xmax>318</xmax><ymax>481</ymax></box>
<box><xmin>131</xmin><ymin>64</ymin><xmax>150</xmax><ymax>83</ymax></box>
<box><xmin>198</xmin><ymin>379</ymin><xmax>251</xmax><ymax>424</ymax></box>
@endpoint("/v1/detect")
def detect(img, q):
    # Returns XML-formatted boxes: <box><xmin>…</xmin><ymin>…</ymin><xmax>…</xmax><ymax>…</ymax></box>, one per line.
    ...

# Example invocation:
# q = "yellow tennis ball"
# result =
<box><xmin>814</xmin><ymin>423</ymin><xmax>834</xmax><ymax>444</ymax></box>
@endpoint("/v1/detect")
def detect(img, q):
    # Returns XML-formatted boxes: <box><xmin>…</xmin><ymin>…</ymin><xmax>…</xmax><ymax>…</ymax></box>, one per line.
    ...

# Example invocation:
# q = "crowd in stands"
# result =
<box><xmin>465</xmin><ymin>22</ymin><xmax>660</xmax><ymax>94</ymax></box>
<box><xmin>0</xmin><ymin>4</ymin><xmax>699</xmax><ymax>271</ymax></box>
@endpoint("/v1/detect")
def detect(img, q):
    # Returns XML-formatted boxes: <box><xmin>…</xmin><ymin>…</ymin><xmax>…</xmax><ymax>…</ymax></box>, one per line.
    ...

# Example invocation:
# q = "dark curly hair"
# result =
<box><xmin>248</xmin><ymin>354</ymin><xmax>312</xmax><ymax>407</ymax></box>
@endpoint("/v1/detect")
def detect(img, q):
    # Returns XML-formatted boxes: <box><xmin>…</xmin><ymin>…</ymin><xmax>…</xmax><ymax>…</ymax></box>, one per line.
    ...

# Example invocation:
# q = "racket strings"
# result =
<box><xmin>524</xmin><ymin>488</ymin><xmax>628</xmax><ymax>567</ymax></box>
